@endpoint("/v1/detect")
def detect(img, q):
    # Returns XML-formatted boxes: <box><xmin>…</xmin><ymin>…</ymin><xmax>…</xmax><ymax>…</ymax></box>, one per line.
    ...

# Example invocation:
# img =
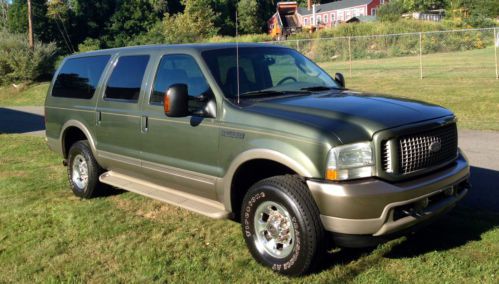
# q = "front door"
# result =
<box><xmin>95</xmin><ymin>54</ymin><xmax>151</xmax><ymax>175</ymax></box>
<box><xmin>140</xmin><ymin>53</ymin><xmax>220</xmax><ymax>199</ymax></box>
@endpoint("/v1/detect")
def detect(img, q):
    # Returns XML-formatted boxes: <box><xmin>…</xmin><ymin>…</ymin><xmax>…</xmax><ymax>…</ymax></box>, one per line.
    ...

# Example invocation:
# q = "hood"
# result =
<box><xmin>244</xmin><ymin>91</ymin><xmax>453</xmax><ymax>144</ymax></box>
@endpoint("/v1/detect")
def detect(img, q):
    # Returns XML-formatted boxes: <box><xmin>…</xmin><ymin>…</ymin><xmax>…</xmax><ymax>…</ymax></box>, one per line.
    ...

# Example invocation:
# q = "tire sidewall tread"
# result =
<box><xmin>241</xmin><ymin>175</ymin><xmax>325</xmax><ymax>276</ymax></box>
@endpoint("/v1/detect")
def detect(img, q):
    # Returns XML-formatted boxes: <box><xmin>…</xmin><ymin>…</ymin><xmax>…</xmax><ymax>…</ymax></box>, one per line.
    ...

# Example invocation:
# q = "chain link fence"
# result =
<box><xmin>268</xmin><ymin>27</ymin><xmax>499</xmax><ymax>80</ymax></box>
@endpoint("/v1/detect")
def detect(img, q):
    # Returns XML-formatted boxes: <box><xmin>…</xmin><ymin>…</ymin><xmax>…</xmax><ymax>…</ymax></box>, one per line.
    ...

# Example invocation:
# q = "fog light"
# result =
<box><xmin>415</xmin><ymin>198</ymin><xmax>429</xmax><ymax>211</ymax></box>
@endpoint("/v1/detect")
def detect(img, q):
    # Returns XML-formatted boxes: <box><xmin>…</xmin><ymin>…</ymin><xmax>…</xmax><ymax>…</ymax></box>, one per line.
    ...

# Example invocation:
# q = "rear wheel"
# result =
<box><xmin>67</xmin><ymin>141</ymin><xmax>107</xmax><ymax>198</ymax></box>
<box><xmin>241</xmin><ymin>175</ymin><xmax>325</xmax><ymax>276</ymax></box>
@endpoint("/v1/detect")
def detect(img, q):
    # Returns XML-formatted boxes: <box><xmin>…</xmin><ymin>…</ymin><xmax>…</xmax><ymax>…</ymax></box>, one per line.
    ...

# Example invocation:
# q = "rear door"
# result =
<box><xmin>95</xmin><ymin>54</ymin><xmax>151</xmax><ymax>174</ymax></box>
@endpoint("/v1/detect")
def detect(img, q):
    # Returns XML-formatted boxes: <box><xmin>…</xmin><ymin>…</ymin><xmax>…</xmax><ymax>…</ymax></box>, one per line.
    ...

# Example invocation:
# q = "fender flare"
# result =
<box><xmin>60</xmin><ymin>120</ymin><xmax>97</xmax><ymax>157</ymax></box>
<box><xmin>220</xmin><ymin>148</ymin><xmax>320</xmax><ymax>211</ymax></box>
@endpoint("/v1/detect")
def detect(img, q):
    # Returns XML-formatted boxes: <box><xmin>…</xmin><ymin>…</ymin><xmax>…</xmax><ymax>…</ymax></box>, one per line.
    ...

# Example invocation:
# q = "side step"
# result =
<box><xmin>99</xmin><ymin>171</ymin><xmax>230</xmax><ymax>219</ymax></box>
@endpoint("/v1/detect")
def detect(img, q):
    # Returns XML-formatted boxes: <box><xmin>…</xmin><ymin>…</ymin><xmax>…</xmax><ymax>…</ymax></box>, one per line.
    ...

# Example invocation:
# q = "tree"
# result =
<box><xmin>238</xmin><ymin>0</ymin><xmax>261</xmax><ymax>34</ymax></box>
<box><xmin>104</xmin><ymin>0</ymin><xmax>161</xmax><ymax>48</ymax></box>
<box><xmin>7</xmin><ymin>0</ymin><xmax>54</xmax><ymax>40</ymax></box>
<box><xmin>448</xmin><ymin>0</ymin><xmax>498</xmax><ymax>27</ymax></box>
<box><xmin>156</xmin><ymin>0</ymin><xmax>219</xmax><ymax>44</ymax></box>
<box><xmin>46</xmin><ymin>0</ymin><xmax>76</xmax><ymax>52</ymax></box>
<box><xmin>402</xmin><ymin>0</ymin><xmax>449</xmax><ymax>11</ymax></box>
<box><xmin>148</xmin><ymin>0</ymin><xmax>183</xmax><ymax>13</ymax></box>
<box><xmin>450</xmin><ymin>0</ymin><xmax>499</xmax><ymax>19</ymax></box>
<box><xmin>67</xmin><ymin>0</ymin><xmax>118</xmax><ymax>45</ymax></box>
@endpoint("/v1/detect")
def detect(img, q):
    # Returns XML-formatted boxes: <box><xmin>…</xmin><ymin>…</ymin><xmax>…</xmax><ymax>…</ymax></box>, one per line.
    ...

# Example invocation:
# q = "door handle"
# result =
<box><xmin>96</xmin><ymin>111</ymin><xmax>102</xmax><ymax>126</ymax></box>
<box><xmin>142</xmin><ymin>116</ymin><xmax>149</xmax><ymax>133</ymax></box>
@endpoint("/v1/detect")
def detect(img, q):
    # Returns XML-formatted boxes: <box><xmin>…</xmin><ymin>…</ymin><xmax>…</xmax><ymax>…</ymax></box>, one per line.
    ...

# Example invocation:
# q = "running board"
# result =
<box><xmin>99</xmin><ymin>171</ymin><xmax>230</xmax><ymax>219</ymax></box>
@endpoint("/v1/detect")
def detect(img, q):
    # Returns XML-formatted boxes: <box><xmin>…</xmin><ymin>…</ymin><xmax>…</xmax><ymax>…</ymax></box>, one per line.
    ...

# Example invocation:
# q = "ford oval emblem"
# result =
<box><xmin>429</xmin><ymin>141</ymin><xmax>442</xmax><ymax>153</ymax></box>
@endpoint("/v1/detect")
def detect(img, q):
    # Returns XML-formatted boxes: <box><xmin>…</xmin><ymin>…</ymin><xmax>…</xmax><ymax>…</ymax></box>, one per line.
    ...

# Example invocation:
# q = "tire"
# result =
<box><xmin>67</xmin><ymin>140</ymin><xmax>107</xmax><ymax>198</ymax></box>
<box><xmin>241</xmin><ymin>175</ymin><xmax>325</xmax><ymax>276</ymax></box>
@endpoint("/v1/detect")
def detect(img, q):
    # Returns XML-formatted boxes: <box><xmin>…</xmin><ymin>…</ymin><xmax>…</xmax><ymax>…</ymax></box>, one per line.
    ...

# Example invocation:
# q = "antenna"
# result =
<box><xmin>236</xmin><ymin>11</ymin><xmax>240</xmax><ymax>105</ymax></box>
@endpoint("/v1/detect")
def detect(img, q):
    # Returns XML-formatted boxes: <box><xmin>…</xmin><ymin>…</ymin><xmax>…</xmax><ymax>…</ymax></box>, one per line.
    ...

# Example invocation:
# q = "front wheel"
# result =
<box><xmin>241</xmin><ymin>175</ymin><xmax>325</xmax><ymax>276</ymax></box>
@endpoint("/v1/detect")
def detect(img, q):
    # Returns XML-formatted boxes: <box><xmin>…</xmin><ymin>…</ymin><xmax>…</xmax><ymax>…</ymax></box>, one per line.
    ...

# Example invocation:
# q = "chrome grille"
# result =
<box><xmin>382</xmin><ymin>141</ymin><xmax>394</xmax><ymax>173</ymax></box>
<box><xmin>382</xmin><ymin>123</ymin><xmax>458</xmax><ymax>176</ymax></box>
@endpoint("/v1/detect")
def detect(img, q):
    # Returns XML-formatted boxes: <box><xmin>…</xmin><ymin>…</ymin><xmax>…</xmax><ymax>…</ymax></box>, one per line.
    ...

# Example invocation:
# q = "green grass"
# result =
<box><xmin>0</xmin><ymin>82</ymin><xmax>49</xmax><ymax>107</ymax></box>
<box><xmin>1</xmin><ymin>134</ymin><xmax>498</xmax><ymax>282</ymax></box>
<box><xmin>318</xmin><ymin>47</ymin><xmax>499</xmax><ymax>130</ymax></box>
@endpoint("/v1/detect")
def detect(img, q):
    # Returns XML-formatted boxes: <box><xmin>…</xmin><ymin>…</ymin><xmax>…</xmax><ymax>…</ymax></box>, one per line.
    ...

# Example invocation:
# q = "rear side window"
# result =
<box><xmin>52</xmin><ymin>55</ymin><xmax>110</xmax><ymax>99</ymax></box>
<box><xmin>105</xmin><ymin>55</ymin><xmax>150</xmax><ymax>101</ymax></box>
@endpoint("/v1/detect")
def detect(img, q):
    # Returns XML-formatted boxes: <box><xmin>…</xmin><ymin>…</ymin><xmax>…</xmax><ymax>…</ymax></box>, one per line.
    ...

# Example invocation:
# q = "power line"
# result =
<box><xmin>53</xmin><ymin>16</ymin><xmax>73</xmax><ymax>53</ymax></box>
<box><xmin>56</xmin><ymin>13</ymin><xmax>75</xmax><ymax>53</ymax></box>
<box><xmin>31</xmin><ymin>1</ymin><xmax>75</xmax><ymax>53</ymax></box>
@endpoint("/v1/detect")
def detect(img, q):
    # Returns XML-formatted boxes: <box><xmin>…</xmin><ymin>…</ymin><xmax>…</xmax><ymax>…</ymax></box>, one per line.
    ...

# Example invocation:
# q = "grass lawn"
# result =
<box><xmin>1</xmin><ymin>134</ymin><xmax>498</xmax><ymax>282</ymax></box>
<box><xmin>0</xmin><ymin>82</ymin><xmax>49</xmax><ymax>107</ymax></box>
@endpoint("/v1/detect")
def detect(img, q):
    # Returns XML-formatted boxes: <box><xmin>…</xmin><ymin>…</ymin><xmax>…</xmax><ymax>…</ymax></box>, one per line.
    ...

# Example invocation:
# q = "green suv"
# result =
<box><xmin>45</xmin><ymin>43</ymin><xmax>470</xmax><ymax>275</ymax></box>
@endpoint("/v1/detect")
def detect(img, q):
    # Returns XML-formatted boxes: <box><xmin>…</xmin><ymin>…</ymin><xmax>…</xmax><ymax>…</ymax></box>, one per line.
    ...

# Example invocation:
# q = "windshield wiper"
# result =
<box><xmin>300</xmin><ymin>86</ymin><xmax>338</xmax><ymax>91</ymax></box>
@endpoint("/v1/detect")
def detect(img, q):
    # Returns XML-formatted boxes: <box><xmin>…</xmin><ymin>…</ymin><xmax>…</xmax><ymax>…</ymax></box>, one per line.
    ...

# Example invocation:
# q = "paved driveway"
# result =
<box><xmin>1</xmin><ymin>106</ymin><xmax>498</xmax><ymax>211</ymax></box>
<box><xmin>0</xmin><ymin>106</ymin><xmax>45</xmax><ymax>136</ymax></box>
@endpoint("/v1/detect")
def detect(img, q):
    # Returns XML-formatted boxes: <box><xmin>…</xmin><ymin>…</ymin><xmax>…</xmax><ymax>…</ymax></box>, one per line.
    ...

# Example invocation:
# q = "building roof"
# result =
<box><xmin>297</xmin><ymin>0</ymin><xmax>372</xmax><ymax>15</ymax></box>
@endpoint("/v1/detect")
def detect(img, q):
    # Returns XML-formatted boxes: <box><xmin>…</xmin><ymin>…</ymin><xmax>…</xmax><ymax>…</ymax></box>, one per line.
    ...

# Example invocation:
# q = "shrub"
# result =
<box><xmin>0</xmin><ymin>30</ymin><xmax>58</xmax><ymax>85</ymax></box>
<box><xmin>78</xmin><ymin>38</ymin><xmax>101</xmax><ymax>52</ymax></box>
<box><xmin>377</xmin><ymin>0</ymin><xmax>406</xmax><ymax>22</ymax></box>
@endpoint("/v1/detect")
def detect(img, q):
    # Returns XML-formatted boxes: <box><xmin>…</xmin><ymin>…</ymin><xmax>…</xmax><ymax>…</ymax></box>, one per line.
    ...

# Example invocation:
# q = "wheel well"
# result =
<box><xmin>63</xmin><ymin>127</ymin><xmax>88</xmax><ymax>158</ymax></box>
<box><xmin>230</xmin><ymin>159</ymin><xmax>298</xmax><ymax>220</ymax></box>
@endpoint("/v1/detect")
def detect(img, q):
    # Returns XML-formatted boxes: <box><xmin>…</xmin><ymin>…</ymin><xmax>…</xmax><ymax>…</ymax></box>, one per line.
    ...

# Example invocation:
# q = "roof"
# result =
<box><xmin>68</xmin><ymin>43</ymin><xmax>288</xmax><ymax>59</ymax></box>
<box><xmin>297</xmin><ymin>0</ymin><xmax>372</xmax><ymax>15</ymax></box>
<box><xmin>346</xmin><ymin>15</ymin><xmax>377</xmax><ymax>23</ymax></box>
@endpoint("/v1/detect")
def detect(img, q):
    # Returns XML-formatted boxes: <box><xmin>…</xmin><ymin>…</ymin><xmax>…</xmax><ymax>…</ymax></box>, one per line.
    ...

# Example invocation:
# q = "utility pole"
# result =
<box><xmin>27</xmin><ymin>0</ymin><xmax>34</xmax><ymax>50</ymax></box>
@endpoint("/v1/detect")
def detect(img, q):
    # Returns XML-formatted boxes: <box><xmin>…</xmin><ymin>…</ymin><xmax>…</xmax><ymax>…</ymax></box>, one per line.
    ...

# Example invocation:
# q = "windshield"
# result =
<box><xmin>202</xmin><ymin>46</ymin><xmax>339</xmax><ymax>99</ymax></box>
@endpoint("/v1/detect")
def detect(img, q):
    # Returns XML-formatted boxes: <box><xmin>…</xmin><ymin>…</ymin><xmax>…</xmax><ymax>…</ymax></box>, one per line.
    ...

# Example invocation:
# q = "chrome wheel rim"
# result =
<box><xmin>253</xmin><ymin>201</ymin><xmax>296</xmax><ymax>259</ymax></box>
<box><xmin>72</xmin><ymin>154</ymin><xmax>88</xmax><ymax>189</ymax></box>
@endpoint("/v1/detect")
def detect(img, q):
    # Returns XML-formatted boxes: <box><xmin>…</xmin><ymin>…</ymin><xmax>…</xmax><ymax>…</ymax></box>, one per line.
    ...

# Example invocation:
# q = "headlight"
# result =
<box><xmin>326</xmin><ymin>142</ymin><xmax>375</xmax><ymax>181</ymax></box>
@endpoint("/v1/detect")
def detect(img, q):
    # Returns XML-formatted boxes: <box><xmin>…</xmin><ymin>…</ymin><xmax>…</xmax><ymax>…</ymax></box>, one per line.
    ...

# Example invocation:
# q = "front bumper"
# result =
<box><xmin>307</xmin><ymin>152</ymin><xmax>470</xmax><ymax>237</ymax></box>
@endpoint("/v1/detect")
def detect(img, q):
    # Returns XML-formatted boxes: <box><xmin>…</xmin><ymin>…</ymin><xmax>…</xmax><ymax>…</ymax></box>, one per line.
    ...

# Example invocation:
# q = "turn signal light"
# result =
<box><xmin>326</xmin><ymin>169</ymin><xmax>338</xmax><ymax>181</ymax></box>
<box><xmin>163</xmin><ymin>94</ymin><xmax>170</xmax><ymax>113</ymax></box>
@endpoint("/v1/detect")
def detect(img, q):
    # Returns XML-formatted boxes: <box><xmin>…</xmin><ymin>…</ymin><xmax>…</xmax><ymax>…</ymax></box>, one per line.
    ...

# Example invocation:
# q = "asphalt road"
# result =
<box><xmin>1</xmin><ymin>106</ymin><xmax>498</xmax><ymax>212</ymax></box>
<box><xmin>0</xmin><ymin>106</ymin><xmax>45</xmax><ymax>136</ymax></box>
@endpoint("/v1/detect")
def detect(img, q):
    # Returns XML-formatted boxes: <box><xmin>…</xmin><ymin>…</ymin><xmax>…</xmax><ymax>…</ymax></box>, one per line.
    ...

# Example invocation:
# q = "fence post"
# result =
<box><xmin>495</xmin><ymin>28</ymin><xmax>498</xmax><ymax>80</ymax></box>
<box><xmin>419</xmin><ymin>32</ymin><xmax>423</xmax><ymax>80</ymax></box>
<box><xmin>296</xmin><ymin>39</ymin><xmax>300</xmax><ymax>52</ymax></box>
<box><xmin>348</xmin><ymin>36</ymin><xmax>352</xmax><ymax>78</ymax></box>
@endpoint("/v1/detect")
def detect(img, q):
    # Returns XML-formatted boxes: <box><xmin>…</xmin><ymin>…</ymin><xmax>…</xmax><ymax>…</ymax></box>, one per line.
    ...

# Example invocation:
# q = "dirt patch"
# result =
<box><xmin>111</xmin><ymin>196</ymin><xmax>172</xmax><ymax>220</ymax></box>
<box><xmin>137</xmin><ymin>204</ymin><xmax>172</xmax><ymax>220</ymax></box>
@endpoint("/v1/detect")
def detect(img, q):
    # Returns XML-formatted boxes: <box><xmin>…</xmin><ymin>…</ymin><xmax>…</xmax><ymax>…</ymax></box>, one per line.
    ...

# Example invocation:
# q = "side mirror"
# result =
<box><xmin>335</xmin><ymin>73</ymin><xmax>345</xmax><ymax>88</ymax></box>
<box><xmin>164</xmin><ymin>84</ymin><xmax>189</xmax><ymax>117</ymax></box>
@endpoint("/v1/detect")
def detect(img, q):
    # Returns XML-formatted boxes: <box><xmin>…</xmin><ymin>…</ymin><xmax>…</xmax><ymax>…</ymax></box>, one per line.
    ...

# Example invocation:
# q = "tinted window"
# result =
<box><xmin>52</xmin><ymin>55</ymin><xmax>110</xmax><ymax>99</ymax></box>
<box><xmin>150</xmin><ymin>54</ymin><xmax>210</xmax><ymax>104</ymax></box>
<box><xmin>105</xmin><ymin>55</ymin><xmax>150</xmax><ymax>101</ymax></box>
<box><xmin>202</xmin><ymin>47</ymin><xmax>338</xmax><ymax>99</ymax></box>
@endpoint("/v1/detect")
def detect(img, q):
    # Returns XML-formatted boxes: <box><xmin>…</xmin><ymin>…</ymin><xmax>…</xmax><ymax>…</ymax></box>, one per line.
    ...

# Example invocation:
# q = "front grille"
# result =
<box><xmin>382</xmin><ymin>123</ymin><xmax>458</xmax><ymax>176</ymax></box>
